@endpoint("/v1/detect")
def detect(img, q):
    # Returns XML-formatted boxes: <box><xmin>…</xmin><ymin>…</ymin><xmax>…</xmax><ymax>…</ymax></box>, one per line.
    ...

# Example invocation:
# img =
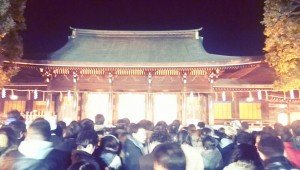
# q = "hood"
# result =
<box><xmin>18</xmin><ymin>140</ymin><xmax>53</xmax><ymax>159</ymax></box>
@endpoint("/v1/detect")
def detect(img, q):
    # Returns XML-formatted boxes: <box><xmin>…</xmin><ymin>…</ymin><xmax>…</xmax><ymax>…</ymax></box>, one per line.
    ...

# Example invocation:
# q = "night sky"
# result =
<box><xmin>22</xmin><ymin>0</ymin><xmax>265</xmax><ymax>60</ymax></box>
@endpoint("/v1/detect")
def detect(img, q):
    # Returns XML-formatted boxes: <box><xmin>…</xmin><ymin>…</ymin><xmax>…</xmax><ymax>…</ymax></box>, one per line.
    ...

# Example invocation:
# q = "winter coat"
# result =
<box><xmin>70</xmin><ymin>150</ymin><xmax>101</xmax><ymax>169</ymax></box>
<box><xmin>201</xmin><ymin>148</ymin><xmax>223</xmax><ymax>170</ymax></box>
<box><xmin>181</xmin><ymin>144</ymin><xmax>204</xmax><ymax>170</ymax></box>
<box><xmin>123</xmin><ymin>135</ymin><xmax>144</xmax><ymax>170</ymax></box>
<box><xmin>0</xmin><ymin>140</ymin><xmax>70</xmax><ymax>170</ymax></box>
<box><xmin>284</xmin><ymin>141</ymin><xmax>300</xmax><ymax>169</ymax></box>
<box><xmin>263</xmin><ymin>156</ymin><xmax>296</xmax><ymax>170</ymax></box>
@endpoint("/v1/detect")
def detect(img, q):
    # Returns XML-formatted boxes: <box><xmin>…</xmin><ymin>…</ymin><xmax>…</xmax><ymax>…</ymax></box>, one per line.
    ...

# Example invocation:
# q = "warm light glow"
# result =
<box><xmin>246</xmin><ymin>91</ymin><xmax>254</xmax><ymax>102</ymax></box>
<box><xmin>1</xmin><ymin>88</ymin><xmax>6</xmax><ymax>98</ymax></box>
<box><xmin>9</xmin><ymin>94</ymin><xmax>18</xmax><ymax>100</ymax></box>
<box><xmin>290</xmin><ymin>90</ymin><xmax>295</xmax><ymax>99</ymax></box>
<box><xmin>34</xmin><ymin>89</ymin><xmax>38</xmax><ymax>100</ymax></box>
<box><xmin>67</xmin><ymin>90</ymin><xmax>72</xmax><ymax>101</ymax></box>
<box><xmin>153</xmin><ymin>94</ymin><xmax>177</xmax><ymax>124</ymax></box>
<box><xmin>118</xmin><ymin>94</ymin><xmax>146</xmax><ymax>123</ymax></box>
<box><xmin>9</xmin><ymin>90</ymin><xmax>18</xmax><ymax>100</ymax></box>
<box><xmin>222</xmin><ymin>91</ymin><xmax>226</xmax><ymax>101</ymax></box>
<box><xmin>278</xmin><ymin>112</ymin><xmax>288</xmax><ymax>126</ymax></box>
<box><xmin>62</xmin><ymin>117</ymin><xmax>73</xmax><ymax>126</ymax></box>
<box><xmin>83</xmin><ymin>93</ymin><xmax>110</xmax><ymax>123</ymax></box>
<box><xmin>257</xmin><ymin>90</ymin><xmax>262</xmax><ymax>100</ymax></box>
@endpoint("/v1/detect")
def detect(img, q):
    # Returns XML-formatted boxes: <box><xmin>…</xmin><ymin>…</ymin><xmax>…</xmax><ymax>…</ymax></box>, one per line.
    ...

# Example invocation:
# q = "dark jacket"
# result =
<box><xmin>123</xmin><ymin>136</ymin><xmax>144</xmax><ymax>170</ymax></box>
<box><xmin>263</xmin><ymin>156</ymin><xmax>295</xmax><ymax>170</ymax></box>
<box><xmin>71</xmin><ymin>150</ymin><xmax>101</xmax><ymax>169</ymax></box>
<box><xmin>139</xmin><ymin>153</ymin><xmax>155</xmax><ymax>170</ymax></box>
<box><xmin>0</xmin><ymin>149</ymin><xmax>71</xmax><ymax>170</ymax></box>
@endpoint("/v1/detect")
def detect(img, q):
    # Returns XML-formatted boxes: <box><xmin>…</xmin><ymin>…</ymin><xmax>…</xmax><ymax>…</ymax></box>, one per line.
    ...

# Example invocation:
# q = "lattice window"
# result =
<box><xmin>239</xmin><ymin>102</ymin><xmax>262</xmax><ymax>119</ymax></box>
<box><xmin>213</xmin><ymin>102</ymin><xmax>232</xmax><ymax>119</ymax></box>
<box><xmin>4</xmin><ymin>101</ymin><xmax>26</xmax><ymax>115</ymax></box>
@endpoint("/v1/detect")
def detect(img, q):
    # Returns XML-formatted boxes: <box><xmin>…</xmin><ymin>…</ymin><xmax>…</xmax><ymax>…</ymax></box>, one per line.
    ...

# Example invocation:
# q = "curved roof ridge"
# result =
<box><xmin>70</xmin><ymin>27</ymin><xmax>202</xmax><ymax>37</ymax></box>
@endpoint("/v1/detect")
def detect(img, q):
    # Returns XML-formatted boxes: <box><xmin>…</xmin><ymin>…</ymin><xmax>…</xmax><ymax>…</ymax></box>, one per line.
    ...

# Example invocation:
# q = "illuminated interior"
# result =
<box><xmin>214</xmin><ymin>102</ymin><xmax>232</xmax><ymax>119</ymax></box>
<box><xmin>153</xmin><ymin>94</ymin><xmax>177</xmax><ymax>124</ymax></box>
<box><xmin>82</xmin><ymin>93</ymin><xmax>110</xmax><ymax>124</ymax></box>
<box><xmin>118</xmin><ymin>93</ymin><xmax>146</xmax><ymax>123</ymax></box>
<box><xmin>239</xmin><ymin>102</ymin><xmax>262</xmax><ymax>119</ymax></box>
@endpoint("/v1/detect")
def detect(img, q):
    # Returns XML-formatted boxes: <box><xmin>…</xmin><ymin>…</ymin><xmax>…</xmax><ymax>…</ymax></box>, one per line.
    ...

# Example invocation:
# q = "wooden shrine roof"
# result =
<box><xmin>46</xmin><ymin>28</ymin><xmax>260</xmax><ymax>66</ymax></box>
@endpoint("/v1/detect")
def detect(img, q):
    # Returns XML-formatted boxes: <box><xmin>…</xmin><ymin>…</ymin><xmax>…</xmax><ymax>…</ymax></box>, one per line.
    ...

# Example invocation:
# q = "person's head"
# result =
<box><xmin>57</xmin><ymin>121</ymin><xmax>67</xmax><ymax>131</ymax></box>
<box><xmin>257</xmin><ymin>135</ymin><xmax>284</xmax><ymax>160</ymax></box>
<box><xmin>95</xmin><ymin>114</ymin><xmax>105</xmax><ymax>125</ymax></box>
<box><xmin>278</xmin><ymin>127</ymin><xmax>293</xmax><ymax>142</ymax></box>
<box><xmin>8</xmin><ymin>120</ymin><xmax>26</xmax><ymax>142</ymax></box>
<box><xmin>153</xmin><ymin>143</ymin><xmax>186</xmax><ymax>170</ymax></box>
<box><xmin>80</xmin><ymin>119</ymin><xmax>94</xmax><ymax>131</ymax></box>
<box><xmin>241</xmin><ymin>121</ymin><xmax>249</xmax><ymax>131</ymax></box>
<box><xmin>169</xmin><ymin>123</ymin><xmax>179</xmax><ymax>134</ymax></box>
<box><xmin>291</xmin><ymin>120</ymin><xmax>300</xmax><ymax>137</ymax></box>
<box><xmin>111</xmin><ymin>128</ymin><xmax>128</xmax><ymax>144</ymax></box>
<box><xmin>68</xmin><ymin>161</ymin><xmax>99</xmax><ymax>170</ymax></box>
<box><xmin>76</xmin><ymin>130</ymin><xmax>98</xmax><ymax>154</ymax></box>
<box><xmin>150</xmin><ymin>130</ymin><xmax>171</xmax><ymax>144</ymax></box>
<box><xmin>64</xmin><ymin>121</ymin><xmax>82</xmax><ymax>138</ymax></box>
<box><xmin>229</xmin><ymin>143</ymin><xmax>262</xmax><ymax>167</ymax></box>
<box><xmin>202</xmin><ymin>136</ymin><xmax>217</xmax><ymax>150</ymax></box>
<box><xmin>177</xmin><ymin>130</ymin><xmax>192</xmax><ymax>146</ymax></box>
<box><xmin>27</xmin><ymin>118</ymin><xmax>51</xmax><ymax>141</ymax></box>
<box><xmin>155</xmin><ymin>121</ymin><xmax>168</xmax><ymax>131</ymax></box>
<box><xmin>128</xmin><ymin>123</ymin><xmax>147</xmax><ymax>144</ymax></box>
<box><xmin>197</xmin><ymin>121</ymin><xmax>205</xmax><ymax>129</ymax></box>
<box><xmin>5</xmin><ymin>110</ymin><xmax>22</xmax><ymax>125</ymax></box>
<box><xmin>262</xmin><ymin>126</ymin><xmax>276</xmax><ymax>136</ymax></box>
<box><xmin>0</xmin><ymin>127</ymin><xmax>18</xmax><ymax>154</ymax></box>
<box><xmin>172</xmin><ymin>120</ymin><xmax>181</xmax><ymax>127</ymax></box>
<box><xmin>187</xmin><ymin>124</ymin><xmax>196</xmax><ymax>134</ymax></box>
<box><xmin>200</xmin><ymin>127</ymin><xmax>212</xmax><ymax>138</ymax></box>
<box><xmin>7</xmin><ymin>110</ymin><xmax>21</xmax><ymax>119</ymax></box>
<box><xmin>223</xmin><ymin>161</ymin><xmax>256</xmax><ymax>170</ymax></box>
<box><xmin>100</xmin><ymin>135</ymin><xmax>120</xmax><ymax>153</ymax></box>
<box><xmin>273</xmin><ymin>123</ymin><xmax>284</xmax><ymax>135</ymax></box>
<box><xmin>138</xmin><ymin>119</ymin><xmax>154</xmax><ymax>131</ymax></box>
<box><xmin>235</xmin><ymin>131</ymin><xmax>255</xmax><ymax>145</ymax></box>
<box><xmin>224</xmin><ymin>126</ymin><xmax>237</xmax><ymax>139</ymax></box>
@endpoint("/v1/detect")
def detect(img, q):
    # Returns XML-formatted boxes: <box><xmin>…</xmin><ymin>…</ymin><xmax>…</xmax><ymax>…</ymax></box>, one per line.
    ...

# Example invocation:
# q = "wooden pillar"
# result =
<box><xmin>112</xmin><ymin>93</ymin><xmax>119</xmax><ymax>124</ymax></box>
<box><xmin>145</xmin><ymin>93</ymin><xmax>154</xmax><ymax>122</ymax></box>
<box><xmin>208</xmin><ymin>94</ymin><xmax>214</xmax><ymax>125</ymax></box>
<box><xmin>25</xmin><ymin>99</ymin><xmax>33</xmax><ymax>112</ymax></box>
<box><xmin>181</xmin><ymin>93</ymin><xmax>187</xmax><ymax>126</ymax></box>
<box><xmin>177</xmin><ymin>93</ymin><xmax>183</xmax><ymax>123</ymax></box>
<box><xmin>0</xmin><ymin>98</ymin><xmax>4</xmax><ymax>115</ymax></box>
<box><xmin>77</xmin><ymin>92</ymin><xmax>83</xmax><ymax>120</ymax></box>
<box><xmin>232</xmin><ymin>93</ymin><xmax>239</xmax><ymax>119</ymax></box>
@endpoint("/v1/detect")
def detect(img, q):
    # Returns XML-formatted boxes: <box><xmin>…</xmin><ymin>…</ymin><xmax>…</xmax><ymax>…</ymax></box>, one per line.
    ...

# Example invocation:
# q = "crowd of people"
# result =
<box><xmin>0</xmin><ymin>109</ymin><xmax>300</xmax><ymax>170</ymax></box>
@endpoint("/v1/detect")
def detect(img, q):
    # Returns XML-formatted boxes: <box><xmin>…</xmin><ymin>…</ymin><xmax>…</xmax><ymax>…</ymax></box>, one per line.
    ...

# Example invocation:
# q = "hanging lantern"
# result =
<box><xmin>67</xmin><ymin>90</ymin><xmax>72</xmax><ymax>101</ymax></box>
<box><xmin>215</xmin><ymin>92</ymin><xmax>218</xmax><ymax>101</ymax></box>
<box><xmin>9</xmin><ymin>90</ymin><xmax>18</xmax><ymax>100</ymax></box>
<box><xmin>147</xmin><ymin>72</ymin><xmax>152</xmax><ymax>85</ymax></box>
<box><xmin>59</xmin><ymin>92</ymin><xmax>63</xmax><ymax>102</ymax></box>
<box><xmin>290</xmin><ymin>90</ymin><xmax>295</xmax><ymax>99</ymax></box>
<box><xmin>108</xmin><ymin>72</ymin><xmax>113</xmax><ymax>84</ymax></box>
<box><xmin>34</xmin><ymin>89</ymin><xmax>38</xmax><ymax>100</ymax></box>
<box><xmin>1</xmin><ymin>88</ymin><xmax>6</xmax><ymax>98</ymax></box>
<box><xmin>222</xmin><ymin>91</ymin><xmax>226</xmax><ymax>101</ymax></box>
<box><xmin>257</xmin><ymin>90</ymin><xmax>262</xmax><ymax>100</ymax></box>
<box><xmin>182</xmin><ymin>72</ymin><xmax>187</xmax><ymax>84</ymax></box>
<box><xmin>42</xmin><ymin>92</ymin><xmax>45</xmax><ymax>101</ymax></box>
<box><xmin>27</xmin><ymin>90</ymin><xmax>31</xmax><ymax>100</ymax></box>
<box><xmin>265</xmin><ymin>91</ymin><xmax>269</xmax><ymax>100</ymax></box>
<box><xmin>246</xmin><ymin>91</ymin><xmax>254</xmax><ymax>102</ymax></box>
